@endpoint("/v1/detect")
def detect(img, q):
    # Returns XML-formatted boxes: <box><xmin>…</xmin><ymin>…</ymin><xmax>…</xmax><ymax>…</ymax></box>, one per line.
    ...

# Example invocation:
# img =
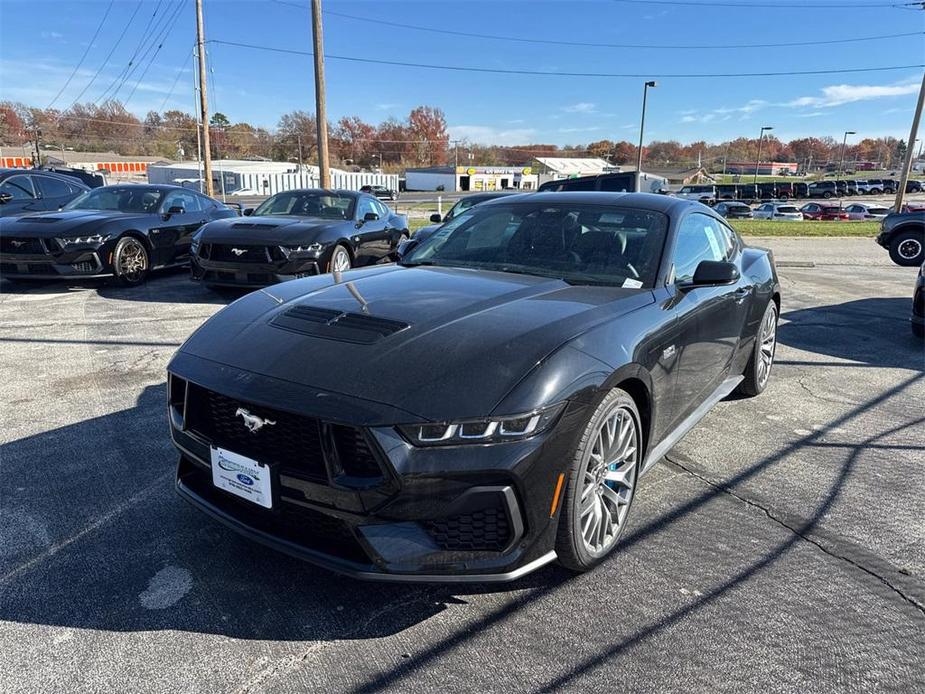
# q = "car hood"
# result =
<box><xmin>176</xmin><ymin>265</ymin><xmax>654</xmax><ymax>420</ymax></box>
<box><xmin>0</xmin><ymin>209</ymin><xmax>150</xmax><ymax>237</ymax></box>
<box><xmin>197</xmin><ymin>215</ymin><xmax>350</xmax><ymax>244</ymax></box>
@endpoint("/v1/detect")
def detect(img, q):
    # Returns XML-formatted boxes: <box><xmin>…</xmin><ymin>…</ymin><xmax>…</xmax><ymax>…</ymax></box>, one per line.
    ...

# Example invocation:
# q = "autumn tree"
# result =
<box><xmin>407</xmin><ymin>106</ymin><xmax>448</xmax><ymax>166</ymax></box>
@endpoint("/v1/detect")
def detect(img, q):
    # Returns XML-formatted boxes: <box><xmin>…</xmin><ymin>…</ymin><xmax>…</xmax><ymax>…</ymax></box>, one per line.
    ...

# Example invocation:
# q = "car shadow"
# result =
<box><xmin>779</xmin><ymin>297</ymin><xmax>922</xmax><ymax>369</ymax></box>
<box><xmin>0</xmin><ymin>383</ymin><xmax>566</xmax><ymax>643</ymax></box>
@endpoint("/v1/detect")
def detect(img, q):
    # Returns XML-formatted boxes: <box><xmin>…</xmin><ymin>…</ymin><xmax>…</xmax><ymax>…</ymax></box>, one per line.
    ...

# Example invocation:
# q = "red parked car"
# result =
<box><xmin>799</xmin><ymin>203</ymin><xmax>850</xmax><ymax>221</ymax></box>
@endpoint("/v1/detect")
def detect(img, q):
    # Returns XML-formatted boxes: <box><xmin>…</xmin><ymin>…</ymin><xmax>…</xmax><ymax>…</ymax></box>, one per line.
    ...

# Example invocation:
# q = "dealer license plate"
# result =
<box><xmin>210</xmin><ymin>446</ymin><xmax>272</xmax><ymax>509</ymax></box>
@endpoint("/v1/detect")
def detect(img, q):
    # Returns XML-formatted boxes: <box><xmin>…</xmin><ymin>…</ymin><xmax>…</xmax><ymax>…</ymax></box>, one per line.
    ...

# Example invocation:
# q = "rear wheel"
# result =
<box><xmin>556</xmin><ymin>388</ymin><xmax>641</xmax><ymax>572</ymax></box>
<box><xmin>889</xmin><ymin>231</ymin><xmax>924</xmax><ymax>267</ymax></box>
<box><xmin>737</xmin><ymin>300</ymin><xmax>778</xmax><ymax>397</ymax></box>
<box><xmin>823</xmin><ymin>191</ymin><xmax>833</xmax><ymax>199</ymax></box>
<box><xmin>112</xmin><ymin>236</ymin><xmax>149</xmax><ymax>286</ymax></box>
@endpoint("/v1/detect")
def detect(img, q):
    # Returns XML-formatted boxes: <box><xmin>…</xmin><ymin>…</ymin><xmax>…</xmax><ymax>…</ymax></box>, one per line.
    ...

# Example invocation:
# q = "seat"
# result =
<box><xmin>573</xmin><ymin>230</ymin><xmax>628</xmax><ymax>274</ymax></box>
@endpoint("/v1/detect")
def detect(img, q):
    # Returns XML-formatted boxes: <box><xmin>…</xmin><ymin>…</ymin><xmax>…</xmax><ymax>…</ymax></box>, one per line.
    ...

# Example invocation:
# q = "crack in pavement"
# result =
<box><xmin>663</xmin><ymin>454</ymin><xmax>925</xmax><ymax>616</ymax></box>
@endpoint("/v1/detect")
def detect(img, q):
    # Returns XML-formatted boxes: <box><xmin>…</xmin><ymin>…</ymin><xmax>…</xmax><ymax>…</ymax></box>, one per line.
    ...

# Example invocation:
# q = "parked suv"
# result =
<box><xmin>675</xmin><ymin>184</ymin><xmax>716</xmax><ymax>204</ymax></box>
<box><xmin>877</xmin><ymin>209</ymin><xmax>925</xmax><ymax>266</ymax></box>
<box><xmin>754</xmin><ymin>202</ymin><xmax>803</xmax><ymax>221</ymax></box>
<box><xmin>806</xmin><ymin>181</ymin><xmax>841</xmax><ymax>199</ymax></box>
<box><xmin>0</xmin><ymin>168</ymin><xmax>89</xmax><ymax>216</ymax></box>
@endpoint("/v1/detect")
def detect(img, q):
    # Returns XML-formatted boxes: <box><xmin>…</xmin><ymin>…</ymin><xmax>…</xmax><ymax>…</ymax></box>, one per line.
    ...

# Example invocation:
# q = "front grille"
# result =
<box><xmin>1</xmin><ymin>237</ymin><xmax>46</xmax><ymax>254</ymax></box>
<box><xmin>423</xmin><ymin>506</ymin><xmax>512</xmax><ymax>552</ymax></box>
<box><xmin>182</xmin><ymin>382</ymin><xmax>384</xmax><ymax>484</ymax></box>
<box><xmin>206</xmin><ymin>244</ymin><xmax>271</xmax><ymax>263</ymax></box>
<box><xmin>179</xmin><ymin>462</ymin><xmax>370</xmax><ymax>564</ymax></box>
<box><xmin>0</xmin><ymin>262</ymin><xmax>54</xmax><ymax>275</ymax></box>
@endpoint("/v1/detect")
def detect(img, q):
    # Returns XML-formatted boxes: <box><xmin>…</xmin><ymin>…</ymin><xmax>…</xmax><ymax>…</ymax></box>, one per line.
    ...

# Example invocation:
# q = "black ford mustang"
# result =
<box><xmin>0</xmin><ymin>184</ymin><xmax>235</xmax><ymax>285</ymax></box>
<box><xmin>190</xmin><ymin>189</ymin><xmax>409</xmax><ymax>288</ymax></box>
<box><xmin>168</xmin><ymin>192</ymin><xmax>780</xmax><ymax>582</ymax></box>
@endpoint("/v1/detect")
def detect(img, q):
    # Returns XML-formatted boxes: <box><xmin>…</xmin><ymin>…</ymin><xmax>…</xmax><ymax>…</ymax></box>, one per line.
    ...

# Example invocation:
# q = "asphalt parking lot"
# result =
<box><xmin>1</xmin><ymin>239</ymin><xmax>923</xmax><ymax>693</ymax></box>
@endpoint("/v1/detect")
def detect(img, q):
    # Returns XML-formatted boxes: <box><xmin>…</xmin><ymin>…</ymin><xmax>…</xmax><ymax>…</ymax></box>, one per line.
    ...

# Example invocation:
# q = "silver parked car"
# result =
<box><xmin>753</xmin><ymin>202</ymin><xmax>803</xmax><ymax>221</ymax></box>
<box><xmin>844</xmin><ymin>203</ymin><xmax>890</xmax><ymax>221</ymax></box>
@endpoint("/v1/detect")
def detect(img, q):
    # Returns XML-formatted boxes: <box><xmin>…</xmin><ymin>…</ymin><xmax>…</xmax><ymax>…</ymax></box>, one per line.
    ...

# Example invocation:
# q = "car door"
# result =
<box><xmin>153</xmin><ymin>190</ymin><xmax>204</xmax><ymax>265</ymax></box>
<box><xmin>668</xmin><ymin>213</ymin><xmax>752</xmax><ymax>422</ymax></box>
<box><xmin>34</xmin><ymin>175</ymin><xmax>80</xmax><ymax>211</ymax></box>
<box><xmin>352</xmin><ymin>195</ymin><xmax>390</xmax><ymax>266</ymax></box>
<box><xmin>0</xmin><ymin>175</ymin><xmax>42</xmax><ymax>216</ymax></box>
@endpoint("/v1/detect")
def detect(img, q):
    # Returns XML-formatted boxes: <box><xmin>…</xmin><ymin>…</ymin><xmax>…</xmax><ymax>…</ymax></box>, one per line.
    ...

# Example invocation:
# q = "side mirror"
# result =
<box><xmin>687</xmin><ymin>260</ymin><xmax>740</xmax><ymax>287</ymax></box>
<box><xmin>429</xmin><ymin>213</ymin><xmax>442</xmax><ymax>223</ymax></box>
<box><xmin>363</xmin><ymin>211</ymin><xmax>379</xmax><ymax>222</ymax></box>
<box><xmin>0</xmin><ymin>191</ymin><xmax>11</xmax><ymax>204</ymax></box>
<box><xmin>164</xmin><ymin>205</ymin><xmax>185</xmax><ymax>218</ymax></box>
<box><xmin>243</xmin><ymin>207</ymin><xmax>255</xmax><ymax>216</ymax></box>
<box><xmin>396</xmin><ymin>238</ymin><xmax>419</xmax><ymax>261</ymax></box>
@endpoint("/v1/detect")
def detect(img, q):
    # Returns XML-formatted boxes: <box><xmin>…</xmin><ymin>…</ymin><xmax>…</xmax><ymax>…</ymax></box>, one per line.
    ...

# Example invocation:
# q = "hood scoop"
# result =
<box><xmin>271</xmin><ymin>305</ymin><xmax>410</xmax><ymax>345</ymax></box>
<box><xmin>17</xmin><ymin>216</ymin><xmax>62</xmax><ymax>223</ymax></box>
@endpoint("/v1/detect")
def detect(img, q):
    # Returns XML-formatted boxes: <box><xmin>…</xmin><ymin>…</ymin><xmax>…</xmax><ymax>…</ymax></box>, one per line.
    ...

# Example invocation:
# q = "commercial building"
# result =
<box><xmin>404</xmin><ymin>165</ymin><xmax>538</xmax><ymax>192</ymax></box>
<box><xmin>534</xmin><ymin>157</ymin><xmax>617</xmax><ymax>180</ymax></box>
<box><xmin>724</xmin><ymin>161</ymin><xmax>799</xmax><ymax>176</ymax></box>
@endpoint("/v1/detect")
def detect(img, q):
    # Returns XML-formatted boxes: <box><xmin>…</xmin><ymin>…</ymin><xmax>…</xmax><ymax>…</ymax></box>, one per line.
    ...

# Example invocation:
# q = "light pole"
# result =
<box><xmin>837</xmin><ymin>130</ymin><xmax>856</xmax><ymax>203</ymax></box>
<box><xmin>753</xmin><ymin>126</ymin><xmax>773</xmax><ymax>186</ymax></box>
<box><xmin>636</xmin><ymin>80</ymin><xmax>657</xmax><ymax>189</ymax></box>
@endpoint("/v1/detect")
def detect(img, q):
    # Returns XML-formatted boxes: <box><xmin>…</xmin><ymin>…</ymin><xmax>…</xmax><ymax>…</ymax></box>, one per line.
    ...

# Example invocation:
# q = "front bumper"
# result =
<box><xmin>167</xmin><ymin>359</ymin><xmax>583</xmax><ymax>581</ymax></box>
<box><xmin>190</xmin><ymin>252</ymin><xmax>324</xmax><ymax>287</ymax></box>
<box><xmin>0</xmin><ymin>241</ymin><xmax>108</xmax><ymax>279</ymax></box>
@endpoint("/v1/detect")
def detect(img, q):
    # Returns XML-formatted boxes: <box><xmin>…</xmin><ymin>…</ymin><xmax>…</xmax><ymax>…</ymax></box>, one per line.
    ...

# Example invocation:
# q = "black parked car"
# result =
<box><xmin>912</xmin><ymin>261</ymin><xmax>924</xmax><ymax>339</ymax></box>
<box><xmin>410</xmin><ymin>192</ymin><xmax>515</xmax><ymax>246</ymax></box>
<box><xmin>360</xmin><ymin>184</ymin><xmax>398</xmax><ymax>201</ymax></box>
<box><xmin>190</xmin><ymin>189</ymin><xmax>409</xmax><ymax>288</ymax></box>
<box><xmin>806</xmin><ymin>181</ymin><xmax>842</xmax><ymax>199</ymax></box>
<box><xmin>876</xmin><ymin>208</ymin><xmax>925</xmax><ymax>266</ymax></box>
<box><xmin>0</xmin><ymin>184</ymin><xmax>234</xmax><ymax>285</ymax></box>
<box><xmin>0</xmin><ymin>168</ymin><xmax>89</xmax><ymax>216</ymax></box>
<box><xmin>906</xmin><ymin>179</ymin><xmax>923</xmax><ymax>194</ymax></box>
<box><xmin>168</xmin><ymin>192</ymin><xmax>780</xmax><ymax>582</ymax></box>
<box><xmin>714</xmin><ymin>201</ymin><xmax>753</xmax><ymax>219</ymax></box>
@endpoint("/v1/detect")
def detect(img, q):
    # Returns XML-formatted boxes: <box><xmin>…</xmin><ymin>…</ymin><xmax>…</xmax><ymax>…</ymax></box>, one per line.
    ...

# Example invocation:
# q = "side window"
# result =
<box><xmin>672</xmin><ymin>213</ymin><xmax>727</xmax><ymax>284</ymax></box>
<box><xmin>0</xmin><ymin>175</ymin><xmax>36</xmax><ymax>200</ymax></box>
<box><xmin>372</xmin><ymin>199</ymin><xmax>389</xmax><ymax>218</ymax></box>
<box><xmin>357</xmin><ymin>197</ymin><xmax>377</xmax><ymax>219</ymax></box>
<box><xmin>162</xmin><ymin>190</ymin><xmax>200</xmax><ymax>213</ymax></box>
<box><xmin>35</xmin><ymin>176</ymin><xmax>72</xmax><ymax>199</ymax></box>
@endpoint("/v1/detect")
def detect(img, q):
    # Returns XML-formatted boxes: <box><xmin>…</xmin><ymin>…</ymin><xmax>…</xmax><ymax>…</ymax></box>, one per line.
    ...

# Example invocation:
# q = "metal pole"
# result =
<box><xmin>636</xmin><ymin>81</ymin><xmax>656</xmax><ymax>190</ymax></box>
<box><xmin>297</xmin><ymin>135</ymin><xmax>303</xmax><ymax>171</ymax></box>
<box><xmin>895</xmin><ymin>72</ymin><xmax>925</xmax><ymax>213</ymax></box>
<box><xmin>311</xmin><ymin>0</ymin><xmax>331</xmax><ymax>189</ymax></box>
<box><xmin>837</xmin><ymin>130</ymin><xmax>855</xmax><ymax>206</ymax></box>
<box><xmin>195</xmin><ymin>0</ymin><xmax>214</xmax><ymax>196</ymax></box>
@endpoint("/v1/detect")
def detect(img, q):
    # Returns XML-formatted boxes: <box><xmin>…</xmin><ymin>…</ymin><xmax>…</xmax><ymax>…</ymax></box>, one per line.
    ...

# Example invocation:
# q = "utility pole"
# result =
<box><xmin>837</xmin><ymin>130</ymin><xmax>856</xmax><ymax>206</ymax></box>
<box><xmin>297</xmin><ymin>134</ymin><xmax>304</xmax><ymax>171</ymax></box>
<box><xmin>636</xmin><ymin>81</ymin><xmax>656</xmax><ymax>189</ymax></box>
<box><xmin>195</xmin><ymin>0</ymin><xmax>213</xmax><ymax>196</ymax></box>
<box><xmin>754</xmin><ymin>126</ymin><xmax>773</xmax><ymax>185</ymax></box>
<box><xmin>311</xmin><ymin>0</ymin><xmax>331</xmax><ymax>189</ymax></box>
<box><xmin>894</xmin><ymin>71</ymin><xmax>925</xmax><ymax>213</ymax></box>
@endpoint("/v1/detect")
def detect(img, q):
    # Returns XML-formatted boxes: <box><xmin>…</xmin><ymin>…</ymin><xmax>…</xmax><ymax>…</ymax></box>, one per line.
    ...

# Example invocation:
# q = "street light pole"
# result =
<box><xmin>753</xmin><ymin>126</ymin><xmax>773</xmax><ymax>186</ymax></box>
<box><xmin>636</xmin><ymin>80</ymin><xmax>657</xmax><ymax>191</ymax></box>
<box><xmin>837</xmin><ymin>130</ymin><xmax>856</xmax><ymax>205</ymax></box>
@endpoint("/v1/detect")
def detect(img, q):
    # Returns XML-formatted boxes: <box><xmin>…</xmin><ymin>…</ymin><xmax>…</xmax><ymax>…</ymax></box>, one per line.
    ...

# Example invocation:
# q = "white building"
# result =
<box><xmin>404</xmin><ymin>165</ymin><xmax>538</xmax><ymax>192</ymax></box>
<box><xmin>147</xmin><ymin>159</ymin><xmax>399</xmax><ymax>196</ymax></box>
<box><xmin>535</xmin><ymin>157</ymin><xmax>618</xmax><ymax>180</ymax></box>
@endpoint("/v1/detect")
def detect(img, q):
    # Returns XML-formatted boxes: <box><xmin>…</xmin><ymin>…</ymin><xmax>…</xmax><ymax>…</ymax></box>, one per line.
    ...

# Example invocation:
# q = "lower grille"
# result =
<box><xmin>1</xmin><ymin>262</ymin><xmax>54</xmax><ymax>275</ymax></box>
<box><xmin>424</xmin><ymin>506</ymin><xmax>512</xmax><ymax>552</ymax></box>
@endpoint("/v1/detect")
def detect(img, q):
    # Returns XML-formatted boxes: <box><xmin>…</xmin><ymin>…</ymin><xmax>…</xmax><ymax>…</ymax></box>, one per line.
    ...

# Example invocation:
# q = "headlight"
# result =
<box><xmin>191</xmin><ymin>238</ymin><xmax>201</xmax><ymax>254</ymax></box>
<box><xmin>397</xmin><ymin>403</ymin><xmax>566</xmax><ymax>447</ymax></box>
<box><xmin>279</xmin><ymin>242</ymin><xmax>324</xmax><ymax>257</ymax></box>
<box><xmin>57</xmin><ymin>233</ymin><xmax>111</xmax><ymax>246</ymax></box>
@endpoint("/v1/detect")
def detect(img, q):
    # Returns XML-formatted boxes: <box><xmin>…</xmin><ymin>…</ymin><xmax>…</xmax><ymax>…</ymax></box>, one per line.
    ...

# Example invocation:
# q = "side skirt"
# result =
<box><xmin>640</xmin><ymin>375</ymin><xmax>743</xmax><ymax>476</ymax></box>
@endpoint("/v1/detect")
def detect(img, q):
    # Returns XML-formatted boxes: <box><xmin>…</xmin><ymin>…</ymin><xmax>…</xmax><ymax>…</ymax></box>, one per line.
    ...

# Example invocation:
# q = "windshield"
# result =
<box><xmin>65</xmin><ymin>187</ymin><xmax>164</xmax><ymax>213</ymax></box>
<box><xmin>252</xmin><ymin>191</ymin><xmax>356</xmax><ymax>219</ymax></box>
<box><xmin>778</xmin><ymin>206</ymin><xmax>799</xmax><ymax>213</ymax></box>
<box><xmin>403</xmin><ymin>202</ymin><xmax>669</xmax><ymax>288</ymax></box>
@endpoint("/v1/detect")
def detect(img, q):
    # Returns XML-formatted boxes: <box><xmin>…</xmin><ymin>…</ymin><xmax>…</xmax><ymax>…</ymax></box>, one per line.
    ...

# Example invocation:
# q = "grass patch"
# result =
<box><xmin>731</xmin><ymin>219</ymin><xmax>879</xmax><ymax>237</ymax></box>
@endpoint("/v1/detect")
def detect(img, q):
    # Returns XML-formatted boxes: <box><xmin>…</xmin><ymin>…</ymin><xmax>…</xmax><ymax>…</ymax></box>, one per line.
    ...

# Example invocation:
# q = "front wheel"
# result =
<box><xmin>556</xmin><ymin>388</ymin><xmax>641</xmax><ymax>572</ymax></box>
<box><xmin>737</xmin><ymin>300</ymin><xmax>778</xmax><ymax>397</ymax></box>
<box><xmin>112</xmin><ymin>236</ymin><xmax>149</xmax><ymax>286</ymax></box>
<box><xmin>327</xmin><ymin>244</ymin><xmax>352</xmax><ymax>273</ymax></box>
<box><xmin>889</xmin><ymin>231</ymin><xmax>924</xmax><ymax>267</ymax></box>
<box><xmin>823</xmin><ymin>191</ymin><xmax>833</xmax><ymax>199</ymax></box>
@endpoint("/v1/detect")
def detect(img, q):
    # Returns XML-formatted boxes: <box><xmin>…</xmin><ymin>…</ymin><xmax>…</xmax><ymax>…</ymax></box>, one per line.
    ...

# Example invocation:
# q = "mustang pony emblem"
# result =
<box><xmin>231</xmin><ymin>248</ymin><xmax>248</xmax><ymax>256</ymax></box>
<box><xmin>10</xmin><ymin>240</ymin><xmax>27</xmax><ymax>248</ymax></box>
<box><xmin>235</xmin><ymin>407</ymin><xmax>276</xmax><ymax>433</ymax></box>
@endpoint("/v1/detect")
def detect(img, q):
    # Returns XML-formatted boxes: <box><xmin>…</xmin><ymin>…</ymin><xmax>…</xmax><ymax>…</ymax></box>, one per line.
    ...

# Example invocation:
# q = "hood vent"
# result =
<box><xmin>271</xmin><ymin>305</ymin><xmax>409</xmax><ymax>344</ymax></box>
<box><xmin>231</xmin><ymin>222</ymin><xmax>277</xmax><ymax>230</ymax></box>
<box><xmin>16</xmin><ymin>216</ymin><xmax>61</xmax><ymax>224</ymax></box>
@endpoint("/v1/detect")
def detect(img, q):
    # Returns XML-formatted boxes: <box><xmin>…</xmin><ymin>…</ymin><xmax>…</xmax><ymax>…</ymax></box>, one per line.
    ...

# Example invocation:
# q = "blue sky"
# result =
<box><xmin>1</xmin><ymin>0</ymin><xmax>922</xmax><ymax>146</ymax></box>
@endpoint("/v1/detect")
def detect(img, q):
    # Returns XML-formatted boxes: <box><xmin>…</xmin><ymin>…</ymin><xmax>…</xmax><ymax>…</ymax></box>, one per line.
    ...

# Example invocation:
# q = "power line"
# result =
<box><xmin>123</xmin><ymin>2</ymin><xmax>189</xmax><ymax>106</ymax></box>
<box><xmin>611</xmin><ymin>0</ymin><xmax>916</xmax><ymax>8</ymax></box>
<box><xmin>207</xmin><ymin>40</ymin><xmax>924</xmax><ymax>78</ymax></box>
<box><xmin>46</xmin><ymin>0</ymin><xmax>116</xmax><ymax>108</ymax></box>
<box><xmin>158</xmin><ymin>52</ymin><xmax>194</xmax><ymax>112</ymax></box>
<box><xmin>311</xmin><ymin>7</ymin><xmax>923</xmax><ymax>50</ymax></box>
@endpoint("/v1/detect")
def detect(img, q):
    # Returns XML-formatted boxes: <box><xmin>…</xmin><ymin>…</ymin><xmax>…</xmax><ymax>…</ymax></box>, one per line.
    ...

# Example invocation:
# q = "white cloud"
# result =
<box><xmin>447</xmin><ymin>124</ymin><xmax>538</xmax><ymax>146</ymax></box>
<box><xmin>375</xmin><ymin>103</ymin><xmax>398</xmax><ymax>111</ymax></box>
<box><xmin>786</xmin><ymin>82</ymin><xmax>919</xmax><ymax>108</ymax></box>
<box><xmin>562</xmin><ymin>102</ymin><xmax>596</xmax><ymax>114</ymax></box>
<box><xmin>714</xmin><ymin>100</ymin><xmax>768</xmax><ymax>115</ymax></box>
<box><xmin>558</xmin><ymin>126</ymin><xmax>601</xmax><ymax>133</ymax></box>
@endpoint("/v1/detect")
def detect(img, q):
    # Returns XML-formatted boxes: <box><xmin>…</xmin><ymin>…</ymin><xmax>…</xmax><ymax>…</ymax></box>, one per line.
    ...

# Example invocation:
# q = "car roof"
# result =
<box><xmin>0</xmin><ymin>167</ymin><xmax>88</xmax><ymax>184</ymax></box>
<box><xmin>477</xmin><ymin>190</ymin><xmax>701</xmax><ymax>216</ymax></box>
<box><xmin>268</xmin><ymin>188</ymin><xmax>361</xmax><ymax>197</ymax></box>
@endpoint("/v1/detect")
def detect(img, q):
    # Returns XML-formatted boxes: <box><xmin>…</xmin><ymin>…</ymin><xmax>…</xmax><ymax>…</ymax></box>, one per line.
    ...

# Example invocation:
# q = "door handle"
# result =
<box><xmin>732</xmin><ymin>287</ymin><xmax>750</xmax><ymax>303</ymax></box>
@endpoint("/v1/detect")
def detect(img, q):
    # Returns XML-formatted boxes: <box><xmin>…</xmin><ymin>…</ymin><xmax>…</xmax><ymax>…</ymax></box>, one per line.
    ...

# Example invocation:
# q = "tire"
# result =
<box><xmin>111</xmin><ymin>236</ymin><xmax>149</xmax><ymax>286</ymax></box>
<box><xmin>823</xmin><ymin>191</ymin><xmax>832</xmax><ymax>199</ymax></box>
<box><xmin>327</xmin><ymin>243</ymin><xmax>352</xmax><ymax>273</ymax></box>
<box><xmin>737</xmin><ymin>300</ymin><xmax>778</xmax><ymax>397</ymax></box>
<box><xmin>779</xmin><ymin>194</ymin><xmax>789</xmax><ymax>202</ymax></box>
<box><xmin>888</xmin><ymin>230</ymin><xmax>925</xmax><ymax>267</ymax></box>
<box><xmin>870</xmin><ymin>188</ymin><xmax>881</xmax><ymax>195</ymax></box>
<box><xmin>556</xmin><ymin>388</ymin><xmax>642</xmax><ymax>572</ymax></box>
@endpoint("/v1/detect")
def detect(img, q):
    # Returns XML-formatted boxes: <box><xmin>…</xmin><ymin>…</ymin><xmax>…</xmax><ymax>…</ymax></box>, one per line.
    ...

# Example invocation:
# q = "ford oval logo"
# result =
<box><xmin>236</xmin><ymin>473</ymin><xmax>254</xmax><ymax>486</ymax></box>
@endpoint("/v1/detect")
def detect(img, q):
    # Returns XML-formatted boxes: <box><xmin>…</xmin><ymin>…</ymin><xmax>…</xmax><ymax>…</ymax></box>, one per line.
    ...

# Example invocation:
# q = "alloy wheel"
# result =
<box><xmin>579</xmin><ymin>407</ymin><xmax>639</xmax><ymax>555</ymax></box>
<box><xmin>118</xmin><ymin>239</ymin><xmax>148</xmax><ymax>283</ymax></box>
<box><xmin>898</xmin><ymin>238</ymin><xmax>923</xmax><ymax>262</ymax></box>
<box><xmin>757</xmin><ymin>304</ymin><xmax>778</xmax><ymax>389</ymax></box>
<box><xmin>331</xmin><ymin>247</ymin><xmax>351</xmax><ymax>273</ymax></box>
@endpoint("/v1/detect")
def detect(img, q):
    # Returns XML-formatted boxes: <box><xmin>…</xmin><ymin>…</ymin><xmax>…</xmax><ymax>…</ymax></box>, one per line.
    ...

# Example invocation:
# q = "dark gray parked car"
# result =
<box><xmin>0</xmin><ymin>169</ymin><xmax>89</xmax><ymax>216</ymax></box>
